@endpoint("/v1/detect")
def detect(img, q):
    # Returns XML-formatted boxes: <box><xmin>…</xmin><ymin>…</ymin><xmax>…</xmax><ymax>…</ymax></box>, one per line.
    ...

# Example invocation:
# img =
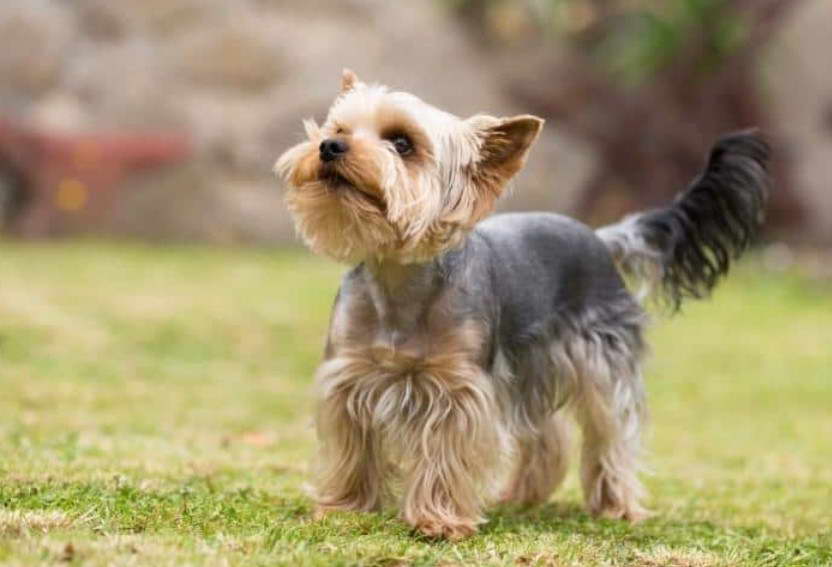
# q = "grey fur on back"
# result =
<box><xmin>470</xmin><ymin>212</ymin><xmax>645</xmax><ymax>430</ymax></box>
<box><xmin>475</xmin><ymin>212</ymin><xmax>634</xmax><ymax>348</ymax></box>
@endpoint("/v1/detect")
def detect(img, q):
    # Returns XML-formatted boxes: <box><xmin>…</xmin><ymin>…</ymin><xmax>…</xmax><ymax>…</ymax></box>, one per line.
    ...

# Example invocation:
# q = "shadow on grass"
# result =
<box><xmin>485</xmin><ymin>501</ymin><xmax>737</xmax><ymax>542</ymax></box>
<box><xmin>477</xmin><ymin>501</ymin><xmax>831</xmax><ymax>564</ymax></box>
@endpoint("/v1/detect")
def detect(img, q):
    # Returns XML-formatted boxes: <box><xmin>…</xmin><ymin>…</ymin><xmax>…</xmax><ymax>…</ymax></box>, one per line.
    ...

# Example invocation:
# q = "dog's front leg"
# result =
<box><xmin>400</xmin><ymin>375</ymin><xmax>502</xmax><ymax>541</ymax></box>
<box><xmin>313</xmin><ymin>367</ymin><xmax>385</xmax><ymax>516</ymax></box>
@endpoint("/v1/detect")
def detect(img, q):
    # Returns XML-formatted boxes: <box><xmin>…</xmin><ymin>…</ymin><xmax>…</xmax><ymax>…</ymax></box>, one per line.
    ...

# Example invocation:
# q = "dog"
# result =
<box><xmin>274</xmin><ymin>69</ymin><xmax>770</xmax><ymax>540</ymax></box>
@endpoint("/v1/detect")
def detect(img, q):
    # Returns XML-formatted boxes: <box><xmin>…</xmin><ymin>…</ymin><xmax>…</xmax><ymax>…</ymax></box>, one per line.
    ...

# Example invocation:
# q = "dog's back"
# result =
<box><xmin>475</xmin><ymin>212</ymin><xmax>633</xmax><ymax>349</ymax></box>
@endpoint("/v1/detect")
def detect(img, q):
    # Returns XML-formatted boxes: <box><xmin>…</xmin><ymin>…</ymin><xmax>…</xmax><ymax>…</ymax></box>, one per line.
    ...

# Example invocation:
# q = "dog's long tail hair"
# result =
<box><xmin>596</xmin><ymin>131</ymin><xmax>771</xmax><ymax>310</ymax></box>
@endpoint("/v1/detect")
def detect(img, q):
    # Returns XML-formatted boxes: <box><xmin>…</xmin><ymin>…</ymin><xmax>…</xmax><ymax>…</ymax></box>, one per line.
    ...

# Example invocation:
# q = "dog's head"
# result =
<box><xmin>275</xmin><ymin>70</ymin><xmax>543</xmax><ymax>263</ymax></box>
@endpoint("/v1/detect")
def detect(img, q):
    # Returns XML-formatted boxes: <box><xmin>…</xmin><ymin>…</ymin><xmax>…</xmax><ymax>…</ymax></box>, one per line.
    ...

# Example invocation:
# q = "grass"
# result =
<box><xmin>0</xmin><ymin>240</ymin><xmax>830</xmax><ymax>566</ymax></box>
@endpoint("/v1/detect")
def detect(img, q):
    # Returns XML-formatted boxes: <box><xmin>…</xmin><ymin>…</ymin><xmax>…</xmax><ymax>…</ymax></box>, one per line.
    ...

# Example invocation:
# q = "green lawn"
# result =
<box><xmin>0</xmin><ymin>241</ymin><xmax>830</xmax><ymax>566</ymax></box>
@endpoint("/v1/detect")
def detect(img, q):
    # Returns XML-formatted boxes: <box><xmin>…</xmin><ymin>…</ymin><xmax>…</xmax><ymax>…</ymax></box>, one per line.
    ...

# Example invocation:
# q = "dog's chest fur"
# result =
<box><xmin>328</xmin><ymin>262</ymin><xmax>486</xmax><ymax>367</ymax></box>
<box><xmin>317</xmin><ymin>261</ymin><xmax>496</xmax><ymax>437</ymax></box>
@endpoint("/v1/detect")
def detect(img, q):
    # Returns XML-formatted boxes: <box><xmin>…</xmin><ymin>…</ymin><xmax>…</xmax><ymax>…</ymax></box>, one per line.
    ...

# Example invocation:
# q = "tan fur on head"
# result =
<box><xmin>274</xmin><ymin>73</ymin><xmax>544</xmax><ymax>264</ymax></box>
<box><xmin>341</xmin><ymin>68</ymin><xmax>360</xmax><ymax>93</ymax></box>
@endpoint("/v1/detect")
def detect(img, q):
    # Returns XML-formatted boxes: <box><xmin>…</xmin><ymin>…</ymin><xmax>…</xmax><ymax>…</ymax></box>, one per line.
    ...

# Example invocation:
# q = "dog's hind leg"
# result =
<box><xmin>501</xmin><ymin>412</ymin><xmax>571</xmax><ymax>506</ymax></box>
<box><xmin>572</xmin><ymin>313</ymin><xmax>648</xmax><ymax>522</ymax></box>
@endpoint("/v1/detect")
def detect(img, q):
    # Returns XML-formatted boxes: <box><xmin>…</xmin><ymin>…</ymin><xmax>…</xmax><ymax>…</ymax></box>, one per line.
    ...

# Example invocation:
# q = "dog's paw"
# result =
<box><xmin>589</xmin><ymin>502</ymin><xmax>650</xmax><ymax>524</ymax></box>
<box><xmin>498</xmin><ymin>484</ymin><xmax>547</xmax><ymax>508</ymax></box>
<box><xmin>312</xmin><ymin>505</ymin><xmax>337</xmax><ymax>521</ymax></box>
<box><xmin>411</xmin><ymin>518</ymin><xmax>478</xmax><ymax>541</ymax></box>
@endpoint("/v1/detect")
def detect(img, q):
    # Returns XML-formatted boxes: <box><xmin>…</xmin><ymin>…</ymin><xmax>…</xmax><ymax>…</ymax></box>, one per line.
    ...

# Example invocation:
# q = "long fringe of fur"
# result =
<box><xmin>597</xmin><ymin>131</ymin><xmax>771</xmax><ymax>309</ymax></box>
<box><xmin>500</xmin><ymin>412</ymin><xmax>571</xmax><ymax>506</ymax></box>
<box><xmin>313</xmin><ymin>333</ymin><xmax>509</xmax><ymax>540</ymax></box>
<box><xmin>497</xmin><ymin>297</ymin><xmax>648</xmax><ymax>519</ymax></box>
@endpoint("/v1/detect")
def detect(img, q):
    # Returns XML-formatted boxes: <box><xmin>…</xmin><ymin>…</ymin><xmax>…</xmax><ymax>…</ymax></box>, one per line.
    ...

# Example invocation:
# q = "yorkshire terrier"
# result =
<box><xmin>275</xmin><ymin>70</ymin><xmax>770</xmax><ymax>540</ymax></box>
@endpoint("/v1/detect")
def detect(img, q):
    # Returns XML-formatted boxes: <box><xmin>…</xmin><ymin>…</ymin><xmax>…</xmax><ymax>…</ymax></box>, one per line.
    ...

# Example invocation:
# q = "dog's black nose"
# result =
<box><xmin>320</xmin><ymin>139</ymin><xmax>349</xmax><ymax>162</ymax></box>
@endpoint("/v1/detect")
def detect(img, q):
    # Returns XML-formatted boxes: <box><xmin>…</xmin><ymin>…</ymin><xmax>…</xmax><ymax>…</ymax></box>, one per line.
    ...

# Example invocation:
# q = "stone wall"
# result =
<box><xmin>0</xmin><ymin>0</ymin><xmax>829</xmax><ymax>245</ymax></box>
<box><xmin>764</xmin><ymin>0</ymin><xmax>832</xmax><ymax>245</ymax></box>
<box><xmin>0</xmin><ymin>0</ymin><xmax>594</xmax><ymax>243</ymax></box>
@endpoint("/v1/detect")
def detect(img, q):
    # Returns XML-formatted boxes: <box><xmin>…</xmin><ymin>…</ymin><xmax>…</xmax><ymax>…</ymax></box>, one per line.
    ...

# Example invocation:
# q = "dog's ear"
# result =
<box><xmin>441</xmin><ymin>115</ymin><xmax>543</xmax><ymax>227</ymax></box>
<box><xmin>469</xmin><ymin>114</ymin><xmax>544</xmax><ymax>186</ymax></box>
<box><xmin>341</xmin><ymin>69</ymin><xmax>361</xmax><ymax>94</ymax></box>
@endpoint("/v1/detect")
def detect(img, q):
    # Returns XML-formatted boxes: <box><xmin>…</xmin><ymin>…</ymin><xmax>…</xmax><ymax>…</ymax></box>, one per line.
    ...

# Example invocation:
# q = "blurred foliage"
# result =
<box><xmin>447</xmin><ymin>0</ymin><xmax>750</xmax><ymax>84</ymax></box>
<box><xmin>591</xmin><ymin>1</ymin><xmax>748</xmax><ymax>84</ymax></box>
<box><xmin>445</xmin><ymin>0</ymin><xmax>806</xmax><ymax>229</ymax></box>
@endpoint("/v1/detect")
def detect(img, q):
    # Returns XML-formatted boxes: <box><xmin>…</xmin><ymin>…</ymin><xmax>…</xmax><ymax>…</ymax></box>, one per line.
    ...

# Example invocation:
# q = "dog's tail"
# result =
<box><xmin>596</xmin><ymin>131</ymin><xmax>771</xmax><ymax>310</ymax></box>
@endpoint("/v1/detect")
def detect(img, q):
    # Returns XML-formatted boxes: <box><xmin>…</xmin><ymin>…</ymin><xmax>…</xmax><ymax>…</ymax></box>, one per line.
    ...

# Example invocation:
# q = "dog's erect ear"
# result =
<box><xmin>471</xmin><ymin>114</ymin><xmax>544</xmax><ymax>183</ymax></box>
<box><xmin>341</xmin><ymin>69</ymin><xmax>360</xmax><ymax>94</ymax></box>
<box><xmin>443</xmin><ymin>115</ymin><xmax>544</xmax><ymax>226</ymax></box>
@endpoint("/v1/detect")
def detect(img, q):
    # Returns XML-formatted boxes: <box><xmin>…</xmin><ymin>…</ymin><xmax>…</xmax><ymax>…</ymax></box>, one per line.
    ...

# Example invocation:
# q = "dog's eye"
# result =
<box><xmin>389</xmin><ymin>135</ymin><xmax>413</xmax><ymax>156</ymax></box>
<box><xmin>335</xmin><ymin>126</ymin><xmax>345</xmax><ymax>134</ymax></box>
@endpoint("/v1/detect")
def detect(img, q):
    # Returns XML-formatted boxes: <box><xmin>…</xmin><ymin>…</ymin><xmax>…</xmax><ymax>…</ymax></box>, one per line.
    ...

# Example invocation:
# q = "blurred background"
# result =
<box><xmin>1</xmin><ymin>4</ymin><xmax>830</xmax><ymax>562</ymax></box>
<box><xmin>0</xmin><ymin>0</ymin><xmax>830</xmax><ymax>256</ymax></box>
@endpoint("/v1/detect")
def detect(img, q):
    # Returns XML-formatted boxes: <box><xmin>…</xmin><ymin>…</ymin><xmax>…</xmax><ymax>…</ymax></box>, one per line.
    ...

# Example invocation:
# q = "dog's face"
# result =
<box><xmin>275</xmin><ymin>70</ymin><xmax>543</xmax><ymax>263</ymax></box>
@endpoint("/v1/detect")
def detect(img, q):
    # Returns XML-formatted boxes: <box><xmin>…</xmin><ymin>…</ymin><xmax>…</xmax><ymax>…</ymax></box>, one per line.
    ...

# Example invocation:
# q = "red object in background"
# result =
<box><xmin>0</xmin><ymin>118</ymin><xmax>191</xmax><ymax>236</ymax></box>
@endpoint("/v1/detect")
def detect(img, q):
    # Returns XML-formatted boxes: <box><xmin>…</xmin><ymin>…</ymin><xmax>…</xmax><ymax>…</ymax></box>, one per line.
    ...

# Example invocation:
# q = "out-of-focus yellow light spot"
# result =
<box><xmin>56</xmin><ymin>179</ymin><xmax>88</xmax><ymax>212</ymax></box>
